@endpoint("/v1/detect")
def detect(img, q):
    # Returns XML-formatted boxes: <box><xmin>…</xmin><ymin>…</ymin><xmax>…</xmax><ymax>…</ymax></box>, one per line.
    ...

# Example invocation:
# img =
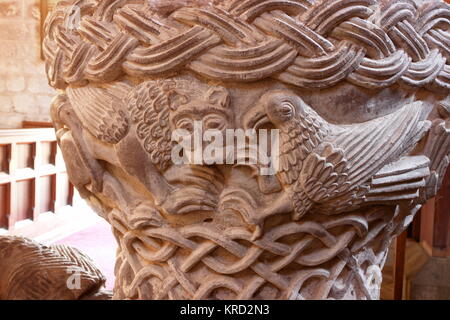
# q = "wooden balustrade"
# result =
<box><xmin>420</xmin><ymin>165</ymin><xmax>450</xmax><ymax>257</ymax></box>
<box><xmin>0</xmin><ymin>128</ymin><xmax>74</xmax><ymax>230</ymax></box>
<box><xmin>388</xmin><ymin>165</ymin><xmax>450</xmax><ymax>299</ymax></box>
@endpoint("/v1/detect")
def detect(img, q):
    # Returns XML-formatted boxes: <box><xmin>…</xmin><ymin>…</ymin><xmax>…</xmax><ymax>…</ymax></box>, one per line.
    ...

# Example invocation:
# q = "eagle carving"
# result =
<box><xmin>242</xmin><ymin>91</ymin><xmax>431</xmax><ymax>238</ymax></box>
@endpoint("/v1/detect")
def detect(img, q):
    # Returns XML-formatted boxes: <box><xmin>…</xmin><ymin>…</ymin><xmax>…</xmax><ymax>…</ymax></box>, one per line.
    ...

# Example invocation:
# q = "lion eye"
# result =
<box><xmin>204</xmin><ymin>115</ymin><xmax>226</xmax><ymax>130</ymax></box>
<box><xmin>206</xmin><ymin>120</ymin><xmax>222</xmax><ymax>129</ymax></box>
<box><xmin>176</xmin><ymin>119</ymin><xmax>193</xmax><ymax>132</ymax></box>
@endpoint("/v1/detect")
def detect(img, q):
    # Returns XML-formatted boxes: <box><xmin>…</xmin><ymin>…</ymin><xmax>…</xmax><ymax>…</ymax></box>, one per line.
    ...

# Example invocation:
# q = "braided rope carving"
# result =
<box><xmin>108</xmin><ymin>204</ymin><xmax>405</xmax><ymax>300</ymax></box>
<box><xmin>43</xmin><ymin>0</ymin><xmax>450</xmax><ymax>92</ymax></box>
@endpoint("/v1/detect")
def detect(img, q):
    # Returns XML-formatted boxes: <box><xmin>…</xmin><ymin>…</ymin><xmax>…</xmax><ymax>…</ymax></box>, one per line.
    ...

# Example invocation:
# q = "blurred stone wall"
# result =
<box><xmin>0</xmin><ymin>0</ymin><xmax>54</xmax><ymax>128</ymax></box>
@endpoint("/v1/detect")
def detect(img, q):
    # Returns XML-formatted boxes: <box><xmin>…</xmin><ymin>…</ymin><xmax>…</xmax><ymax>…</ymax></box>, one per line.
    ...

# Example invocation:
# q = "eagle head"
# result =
<box><xmin>243</xmin><ymin>90</ymin><xmax>305</xmax><ymax>130</ymax></box>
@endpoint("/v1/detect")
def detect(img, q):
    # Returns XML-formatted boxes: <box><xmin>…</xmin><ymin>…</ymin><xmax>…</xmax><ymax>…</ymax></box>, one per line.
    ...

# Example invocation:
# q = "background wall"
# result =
<box><xmin>0</xmin><ymin>0</ymin><xmax>54</xmax><ymax>128</ymax></box>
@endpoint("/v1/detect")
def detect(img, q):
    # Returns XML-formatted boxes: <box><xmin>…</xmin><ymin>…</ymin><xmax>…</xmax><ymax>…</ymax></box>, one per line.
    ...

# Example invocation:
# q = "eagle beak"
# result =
<box><xmin>243</xmin><ymin>106</ymin><xmax>270</xmax><ymax>130</ymax></box>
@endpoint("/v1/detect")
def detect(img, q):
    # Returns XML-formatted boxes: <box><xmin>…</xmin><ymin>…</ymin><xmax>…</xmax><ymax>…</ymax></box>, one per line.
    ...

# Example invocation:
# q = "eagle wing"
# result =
<box><xmin>66</xmin><ymin>81</ymin><xmax>131</xmax><ymax>144</ymax></box>
<box><xmin>300</xmin><ymin>101</ymin><xmax>431</xmax><ymax>210</ymax></box>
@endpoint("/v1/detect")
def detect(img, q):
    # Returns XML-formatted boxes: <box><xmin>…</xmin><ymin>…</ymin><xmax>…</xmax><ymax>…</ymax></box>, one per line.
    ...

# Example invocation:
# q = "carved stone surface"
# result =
<box><xmin>0</xmin><ymin>236</ymin><xmax>110</xmax><ymax>300</ymax></box>
<box><xmin>43</xmin><ymin>0</ymin><xmax>450</xmax><ymax>300</ymax></box>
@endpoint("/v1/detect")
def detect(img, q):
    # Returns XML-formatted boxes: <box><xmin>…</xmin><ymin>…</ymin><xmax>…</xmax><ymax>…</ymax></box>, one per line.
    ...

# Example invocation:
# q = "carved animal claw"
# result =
<box><xmin>219</xmin><ymin>187</ymin><xmax>294</xmax><ymax>240</ymax></box>
<box><xmin>161</xmin><ymin>186</ymin><xmax>218</xmax><ymax>215</ymax></box>
<box><xmin>250</xmin><ymin>194</ymin><xmax>296</xmax><ymax>239</ymax></box>
<box><xmin>129</xmin><ymin>204</ymin><xmax>165</xmax><ymax>229</ymax></box>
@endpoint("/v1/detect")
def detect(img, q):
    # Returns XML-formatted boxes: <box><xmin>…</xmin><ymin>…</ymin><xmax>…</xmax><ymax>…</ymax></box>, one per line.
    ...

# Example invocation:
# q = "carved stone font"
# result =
<box><xmin>43</xmin><ymin>0</ymin><xmax>450</xmax><ymax>299</ymax></box>
<box><xmin>0</xmin><ymin>236</ymin><xmax>110</xmax><ymax>300</ymax></box>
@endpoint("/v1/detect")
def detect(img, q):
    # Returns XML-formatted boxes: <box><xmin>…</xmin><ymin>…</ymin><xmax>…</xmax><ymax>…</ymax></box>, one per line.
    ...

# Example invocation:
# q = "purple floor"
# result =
<box><xmin>55</xmin><ymin>219</ymin><xmax>117</xmax><ymax>290</ymax></box>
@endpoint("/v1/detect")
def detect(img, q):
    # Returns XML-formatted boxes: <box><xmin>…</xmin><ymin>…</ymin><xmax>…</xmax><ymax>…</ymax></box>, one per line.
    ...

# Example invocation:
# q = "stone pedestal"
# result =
<box><xmin>43</xmin><ymin>0</ymin><xmax>450</xmax><ymax>300</ymax></box>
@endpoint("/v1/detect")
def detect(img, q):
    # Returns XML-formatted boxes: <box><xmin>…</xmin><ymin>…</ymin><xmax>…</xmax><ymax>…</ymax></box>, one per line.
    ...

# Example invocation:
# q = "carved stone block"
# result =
<box><xmin>0</xmin><ymin>236</ymin><xmax>110</xmax><ymax>300</ymax></box>
<box><xmin>43</xmin><ymin>0</ymin><xmax>450</xmax><ymax>300</ymax></box>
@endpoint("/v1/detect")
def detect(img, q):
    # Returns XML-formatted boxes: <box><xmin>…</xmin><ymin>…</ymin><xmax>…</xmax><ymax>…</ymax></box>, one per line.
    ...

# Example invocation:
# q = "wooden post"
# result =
<box><xmin>420</xmin><ymin>166</ymin><xmax>450</xmax><ymax>257</ymax></box>
<box><xmin>394</xmin><ymin>230</ymin><xmax>407</xmax><ymax>300</ymax></box>
<box><xmin>33</xmin><ymin>141</ymin><xmax>42</xmax><ymax>220</ymax></box>
<box><xmin>432</xmin><ymin>166</ymin><xmax>450</xmax><ymax>256</ymax></box>
<box><xmin>8</xmin><ymin>143</ymin><xmax>17</xmax><ymax>229</ymax></box>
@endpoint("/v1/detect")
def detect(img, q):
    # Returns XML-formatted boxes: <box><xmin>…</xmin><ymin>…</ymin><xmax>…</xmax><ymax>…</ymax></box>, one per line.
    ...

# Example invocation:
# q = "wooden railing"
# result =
<box><xmin>390</xmin><ymin>165</ymin><xmax>450</xmax><ymax>299</ymax></box>
<box><xmin>420</xmin><ymin>165</ymin><xmax>450</xmax><ymax>258</ymax></box>
<box><xmin>0</xmin><ymin>128</ymin><xmax>74</xmax><ymax>229</ymax></box>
